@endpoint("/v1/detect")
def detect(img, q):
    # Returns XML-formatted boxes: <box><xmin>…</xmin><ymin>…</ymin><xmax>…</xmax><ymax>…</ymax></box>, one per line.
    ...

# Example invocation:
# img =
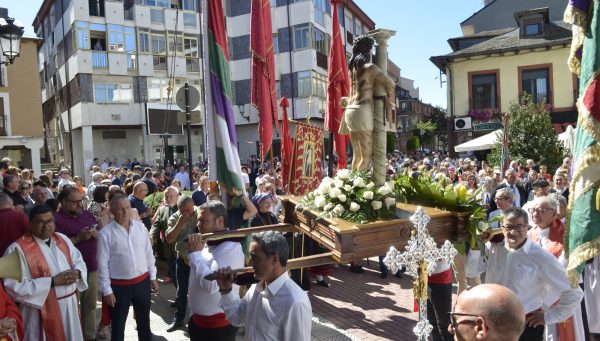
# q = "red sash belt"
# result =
<box><xmin>428</xmin><ymin>269</ymin><xmax>453</xmax><ymax>284</ymax></box>
<box><xmin>56</xmin><ymin>291</ymin><xmax>77</xmax><ymax>300</ymax></box>
<box><xmin>110</xmin><ymin>272</ymin><xmax>149</xmax><ymax>286</ymax></box>
<box><xmin>191</xmin><ymin>313</ymin><xmax>230</xmax><ymax>328</ymax></box>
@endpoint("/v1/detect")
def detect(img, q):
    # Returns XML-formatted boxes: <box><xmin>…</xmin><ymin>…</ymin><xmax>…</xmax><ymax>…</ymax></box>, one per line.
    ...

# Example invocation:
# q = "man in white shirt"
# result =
<box><xmin>488</xmin><ymin>188</ymin><xmax>514</xmax><ymax>229</ymax></box>
<box><xmin>216</xmin><ymin>231</ymin><xmax>312</xmax><ymax>341</ymax></box>
<box><xmin>241</xmin><ymin>167</ymin><xmax>250</xmax><ymax>193</ymax></box>
<box><xmin>186</xmin><ymin>200</ymin><xmax>245</xmax><ymax>340</ymax></box>
<box><xmin>174</xmin><ymin>165</ymin><xmax>191</xmax><ymax>190</ymax></box>
<box><xmin>3</xmin><ymin>204</ymin><xmax>88</xmax><ymax>341</ymax></box>
<box><xmin>482</xmin><ymin>207</ymin><xmax>583</xmax><ymax>341</ymax></box>
<box><xmin>97</xmin><ymin>195</ymin><xmax>158</xmax><ymax>341</ymax></box>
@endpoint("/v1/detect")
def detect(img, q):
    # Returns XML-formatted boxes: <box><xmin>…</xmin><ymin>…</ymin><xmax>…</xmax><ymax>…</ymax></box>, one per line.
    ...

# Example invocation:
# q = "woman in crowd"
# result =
<box><xmin>88</xmin><ymin>185</ymin><xmax>110</xmax><ymax>226</ymax></box>
<box><xmin>73</xmin><ymin>175</ymin><xmax>87</xmax><ymax>195</ymax></box>
<box><xmin>19</xmin><ymin>180</ymin><xmax>34</xmax><ymax>210</ymax></box>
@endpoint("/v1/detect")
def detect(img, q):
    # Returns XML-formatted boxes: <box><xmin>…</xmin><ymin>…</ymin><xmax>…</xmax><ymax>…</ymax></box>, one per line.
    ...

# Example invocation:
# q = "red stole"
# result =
<box><xmin>0</xmin><ymin>283</ymin><xmax>23</xmax><ymax>341</ymax></box>
<box><xmin>17</xmin><ymin>232</ymin><xmax>74</xmax><ymax>341</ymax></box>
<box><xmin>530</xmin><ymin>220</ymin><xmax>574</xmax><ymax>341</ymax></box>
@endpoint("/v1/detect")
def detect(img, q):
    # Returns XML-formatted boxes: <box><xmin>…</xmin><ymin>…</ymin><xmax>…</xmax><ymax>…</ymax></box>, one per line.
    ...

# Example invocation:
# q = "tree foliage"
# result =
<box><xmin>406</xmin><ymin>136</ymin><xmax>421</xmax><ymax>152</ymax></box>
<box><xmin>430</xmin><ymin>106</ymin><xmax>448</xmax><ymax>147</ymax></box>
<box><xmin>488</xmin><ymin>95</ymin><xmax>565</xmax><ymax>172</ymax></box>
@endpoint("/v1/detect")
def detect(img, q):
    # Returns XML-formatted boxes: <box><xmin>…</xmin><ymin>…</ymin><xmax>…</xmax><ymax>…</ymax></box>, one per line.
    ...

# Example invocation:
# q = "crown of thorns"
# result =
<box><xmin>353</xmin><ymin>35</ymin><xmax>375</xmax><ymax>49</ymax></box>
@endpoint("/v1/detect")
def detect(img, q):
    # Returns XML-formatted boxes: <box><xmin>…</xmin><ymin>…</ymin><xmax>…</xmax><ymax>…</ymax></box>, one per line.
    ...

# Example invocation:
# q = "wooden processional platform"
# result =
<box><xmin>279</xmin><ymin>196</ymin><xmax>470</xmax><ymax>265</ymax></box>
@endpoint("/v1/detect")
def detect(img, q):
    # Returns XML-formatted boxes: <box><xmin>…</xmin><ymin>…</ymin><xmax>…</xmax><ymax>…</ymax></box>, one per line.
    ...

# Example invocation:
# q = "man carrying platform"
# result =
<box><xmin>3</xmin><ymin>204</ymin><xmax>88</xmax><ymax>340</ymax></box>
<box><xmin>186</xmin><ymin>200</ymin><xmax>245</xmax><ymax>340</ymax></box>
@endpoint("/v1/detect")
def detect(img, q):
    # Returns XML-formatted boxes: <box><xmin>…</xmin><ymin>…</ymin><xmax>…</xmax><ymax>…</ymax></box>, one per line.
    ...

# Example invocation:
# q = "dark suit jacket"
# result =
<box><xmin>487</xmin><ymin>183</ymin><xmax>528</xmax><ymax>213</ymax></box>
<box><xmin>192</xmin><ymin>190</ymin><xmax>207</xmax><ymax>207</ymax></box>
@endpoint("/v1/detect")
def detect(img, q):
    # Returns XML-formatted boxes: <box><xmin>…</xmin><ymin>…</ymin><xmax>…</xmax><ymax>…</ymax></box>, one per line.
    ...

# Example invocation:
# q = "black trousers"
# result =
<box><xmin>519</xmin><ymin>324</ymin><xmax>544</xmax><ymax>341</ymax></box>
<box><xmin>174</xmin><ymin>258</ymin><xmax>191</xmax><ymax>323</ymax></box>
<box><xmin>427</xmin><ymin>282</ymin><xmax>453</xmax><ymax>341</ymax></box>
<box><xmin>110</xmin><ymin>276</ymin><xmax>152</xmax><ymax>341</ymax></box>
<box><xmin>188</xmin><ymin>317</ymin><xmax>239</xmax><ymax>341</ymax></box>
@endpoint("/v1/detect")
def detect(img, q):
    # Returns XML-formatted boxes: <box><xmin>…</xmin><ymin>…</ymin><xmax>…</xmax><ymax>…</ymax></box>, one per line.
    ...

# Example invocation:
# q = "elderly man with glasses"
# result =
<box><xmin>448</xmin><ymin>283</ymin><xmax>525</xmax><ymax>341</ymax></box>
<box><xmin>528</xmin><ymin>196</ymin><xmax>586</xmax><ymax>340</ymax></box>
<box><xmin>480</xmin><ymin>207</ymin><xmax>582</xmax><ymax>341</ymax></box>
<box><xmin>487</xmin><ymin>188</ymin><xmax>514</xmax><ymax>229</ymax></box>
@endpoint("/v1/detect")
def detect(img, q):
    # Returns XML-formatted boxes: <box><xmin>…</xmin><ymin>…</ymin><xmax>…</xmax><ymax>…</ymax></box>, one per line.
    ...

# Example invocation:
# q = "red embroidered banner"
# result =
<box><xmin>289</xmin><ymin>122</ymin><xmax>324</xmax><ymax>195</ymax></box>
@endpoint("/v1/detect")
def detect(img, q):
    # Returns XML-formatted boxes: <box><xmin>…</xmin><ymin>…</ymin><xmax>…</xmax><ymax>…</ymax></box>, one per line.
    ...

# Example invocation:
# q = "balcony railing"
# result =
<box><xmin>93</xmin><ymin>51</ymin><xmax>108</xmax><ymax>68</ymax></box>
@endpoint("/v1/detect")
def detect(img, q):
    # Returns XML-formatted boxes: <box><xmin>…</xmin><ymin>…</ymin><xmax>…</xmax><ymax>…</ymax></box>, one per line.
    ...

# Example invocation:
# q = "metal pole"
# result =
<box><xmin>185</xmin><ymin>82</ymin><xmax>193</xmax><ymax>188</ymax></box>
<box><xmin>327</xmin><ymin>132</ymin><xmax>334</xmax><ymax>176</ymax></box>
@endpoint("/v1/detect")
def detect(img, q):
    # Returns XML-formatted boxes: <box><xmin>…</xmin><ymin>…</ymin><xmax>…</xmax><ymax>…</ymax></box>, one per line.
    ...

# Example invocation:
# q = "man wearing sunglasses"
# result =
<box><xmin>481</xmin><ymin>207</ymin><xmax>582</xmax><ymax>340</ymax></box>
<box><xmin>448</xmin><ymin>283</ymin><xmax>525</xmax><ymax>341</ymax></box>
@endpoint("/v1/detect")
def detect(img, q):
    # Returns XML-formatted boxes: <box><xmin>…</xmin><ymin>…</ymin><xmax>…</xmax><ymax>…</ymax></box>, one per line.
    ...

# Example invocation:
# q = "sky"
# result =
<box><xmin>3</xmin><ymin>0</ymin><xmax>484</xmax><ymax>109</ymax></box>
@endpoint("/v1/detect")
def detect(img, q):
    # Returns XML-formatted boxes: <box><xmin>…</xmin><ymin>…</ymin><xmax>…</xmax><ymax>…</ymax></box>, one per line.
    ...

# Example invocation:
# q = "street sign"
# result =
<box><xmin>177</xmin><ymin>111</ymin><xmax>203</xmax><ymax>125</ymax></box>
<box><xmin>176</xmin><ymin>85</ymin><xmax>201</xmax><ymax>111</ymax></box>
<box><xmin>473</xmin><ymin>122</ymin><xmax>503</xmax><ymax>131</ymax></box>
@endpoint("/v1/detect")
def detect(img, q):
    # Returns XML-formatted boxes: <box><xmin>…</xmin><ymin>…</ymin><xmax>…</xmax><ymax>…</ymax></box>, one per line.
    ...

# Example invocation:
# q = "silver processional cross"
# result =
<box><xmin>384</xmin><ymin>206</ymin><xmax>458</xmax><ymax>341</ymax></box>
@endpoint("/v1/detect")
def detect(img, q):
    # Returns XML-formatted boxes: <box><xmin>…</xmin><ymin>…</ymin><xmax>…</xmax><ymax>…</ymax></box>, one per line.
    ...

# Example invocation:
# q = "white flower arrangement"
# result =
<box><xmin>297</xmin><ymin>170</ymin><xmax>398</xmax><ymax>224</ymax></box>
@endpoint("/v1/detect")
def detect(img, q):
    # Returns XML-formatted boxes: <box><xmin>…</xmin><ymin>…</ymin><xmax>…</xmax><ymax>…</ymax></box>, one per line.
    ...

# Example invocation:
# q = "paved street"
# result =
<box><xmin>107</xmin><ymin>257</ymin><xmax>422</xmax><ymax>340</ymax></box>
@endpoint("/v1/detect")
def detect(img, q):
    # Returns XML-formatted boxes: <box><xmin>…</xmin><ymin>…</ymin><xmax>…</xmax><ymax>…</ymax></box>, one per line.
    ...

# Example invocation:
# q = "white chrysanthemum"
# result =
<box><xmin>377</xmin><ymin>186</ymin><xmax>390</xmax><ymax>196</ymax></box>
<box><xmin>363</xmin><ymin>191</ymin><xmax>374</xmax><ymax>200</ymax></box>
<box><xmin>333</xmin><ymin>204</ymin><xmax>345</xmax><ymax>216</ymax></box>
<box><xmin>321</xmin><ymin>177</ymin><xmax>334</xmax><ymax>186</ymax></box>
<box><xmin>371</xmin><ymin>200</ymin><xmax>382</xmax><ymax>210</ymax></box>
<box><xmin>333</xmin><ymin>179</ymin><xmax>344</xmax><ymax>188</ymax></box>
<box><xmin>353</xmin><ymin>177</ymin><xmax>365</xmax><ymax>188</ymax></box>
<box><xmin>338</xmin><ymin>194</ymin><xmax>347</xmax><ymax>202</ymax></box>
<box><xmin>366</xmin><ymin>182</ymin><xmax>375</xmax><ymax>189</ymax></box>
<box><xmin>315</xmin><ymin>196</ymin><xmax>327</xmax><ymax>208</ymax></box>
<box><xmin>343</xmin><ymin>184</ymin><xmax>353</xmax><ymax>192</ymax></box>
<box><xmin>384</xmin><ymin>197</ymin><xmax>396</xmax><ymax>209</ymax></box>
<box><xmin>324</xmin><ymin>203</ymin><xmax>335</xmax><ymax>211</ymax></box>
<box><xmin>349</xmin><ymin>202</ymin><xmax>360</xmax><ymax>212</ymax></box>
<box><xmin>318</xmin><ymin>184</ymin><xmax>331</xmax><ymax>196</ymax></box>
<box><xmin>337</xmin><ymin>169</ymin><xmax>350</xmax><ymax>179</ymax></box>
<box><xmin>329</xmin><ymin>187</ymin><xmax>342</xmax><ymax>198</ymax></box>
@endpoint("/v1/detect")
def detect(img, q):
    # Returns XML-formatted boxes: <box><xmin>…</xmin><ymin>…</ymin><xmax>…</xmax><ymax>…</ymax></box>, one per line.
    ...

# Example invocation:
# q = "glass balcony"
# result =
<box><xmin>93</xmin><ymin>50</ymin><xmax>108</xmax><ymax>68</ymax></box>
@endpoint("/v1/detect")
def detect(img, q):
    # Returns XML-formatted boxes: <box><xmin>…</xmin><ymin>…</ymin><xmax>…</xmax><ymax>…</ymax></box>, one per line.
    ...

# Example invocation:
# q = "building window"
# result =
<box><xmin>312</xmin><ymin>28</ymin><xmax>328</xmax><ymax>55</ymax></box>
<box><xmin>273</xmin><ymin>33</ymin><xmax>279</xmax><ymax>54</ymax></box>
<box><xmin>94</xmin><ymin>83</ymin><xmax>133</xmax><ymax>103</ymax></box>
<box><xmin>184</xmin><ymin>36</ymin><xmax>199</xmax><ymax>72</ymax></box>
<box><xmin>297</xmin><ymin>71</ymin><xmax>311</xmax><ymax>97</ymax></box>
<box><xmin>470</xmin><ymin>73</ymin><xmax>497</xmax><ymax>109</ymax></box>
<box><xmin>138</xmin><ymin>29</ymin><xmax>150</xmax><ymax>53</ymax></box>
<box><xmin>521</xmin><ymin>67</ymin><xmax>550</xmax><ymax>104</ymax></box>
<box><xmin>150</xmin><ymin>8</ymin><xmax>165</xmax><ymax>24</ymax></box>
<box><xmin>525</xmin><ymin>23</ymin><xmax>540</xmax><ymax>36</ymax></box>
<box><xmin>183</xmin><ymin>13</ymin><xmax>197</xmax><ymax>27</ymax></box>
<box><xmin>314</xmin><ymin>0</ymin><xmax>326</xmax><ymax>26</ymax></box>
<box><xmin>312</xmin><ymin>71</ymin><xmax>327</xmax><ymax>99</ymax></box>
<box><xmin>182</xmin><ymin>0</ymin><xmax>195</xmax><ymax>11</ymax></box>
<box><xmin>74</xmin><ymin>22</ymin><xmax>90</xmax><ymax>49</ymax></box>
<box><xmin>89</xmin><ymin>0</ymin><xmax>105</xmax><ymax>17</ymax></box>
<box><xmin>294</xmin><ymin>25</ymin><xmax>310</xmax><ymax>50</ymax></box>
<box><xmin>147</xmin><ymin>78</ymin><xmax>170</xmax><ymax>102</ymax></box>
<box><xmin>168</xmin><ymin>35</ymin><xmax>184</xmax><ymax>55</ymax></box>
<box><xmin>151</xmin><ymin>33</ymin><xmax>167</xmax><ymax>70</ymax></box>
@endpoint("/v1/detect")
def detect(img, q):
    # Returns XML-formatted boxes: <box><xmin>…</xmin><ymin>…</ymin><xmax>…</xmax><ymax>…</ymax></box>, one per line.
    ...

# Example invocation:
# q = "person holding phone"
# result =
<box><xmin>54</xmin><ymin>186</ymin><xmax>99</xmax><ymax>341</ymax></box>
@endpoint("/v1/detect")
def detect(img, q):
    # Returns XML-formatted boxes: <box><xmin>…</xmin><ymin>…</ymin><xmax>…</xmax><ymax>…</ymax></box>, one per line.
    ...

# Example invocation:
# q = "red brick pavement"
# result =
<box><xmin>308</xmin><ymin>259</ymin><xmax>421</xmax><ymax>341</ymax></box>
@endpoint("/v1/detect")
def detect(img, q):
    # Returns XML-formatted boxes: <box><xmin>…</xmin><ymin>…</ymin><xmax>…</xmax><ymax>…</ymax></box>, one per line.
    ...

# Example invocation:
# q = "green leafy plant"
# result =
<box><xmin>488</xmin><ymin>95</ymin><xmax>566</xmax><ymax>171</ymax></box>
<box><xmin>406</xmin><ymin>136</ymin><xmax>421</xmax><ymax>152</ymax></box>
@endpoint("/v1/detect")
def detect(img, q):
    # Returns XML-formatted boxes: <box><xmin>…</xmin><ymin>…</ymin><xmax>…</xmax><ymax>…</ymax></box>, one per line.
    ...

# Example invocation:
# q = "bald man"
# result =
<box><xmin>129</xmin><ymin>182</ymin><xmax>152</xmax><ymax>229</ymax></box>
<box><xmin>449</xmin><ymin>284</ymin><xmax>525</xmax><ymax>341</ymax></box>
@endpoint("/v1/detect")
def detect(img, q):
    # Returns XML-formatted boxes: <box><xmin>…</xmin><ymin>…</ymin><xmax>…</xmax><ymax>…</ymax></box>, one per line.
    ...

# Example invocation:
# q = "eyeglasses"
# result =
<box><xmin>501</xmin><ymin>223</ymin><xmax>526</xmax><ymax>231</ymax></box>
<box><xmin>494</xmin><ymin>196</ymin><xmax>508</xmax><ymax>201</ymax></box>
<box><xmin>448</xmin><ymin>311</ymin><xmax>480</xmax><ymax>331</ymax></box>
<box><xmin>528</xmin><ymin>207</ymin><xmax>555</xmax><ymax>215</ymax></box>
<box><xmin>66</xmin><ymin>199</ymin><xmax>83</xmax><ymax>205</ymax></box>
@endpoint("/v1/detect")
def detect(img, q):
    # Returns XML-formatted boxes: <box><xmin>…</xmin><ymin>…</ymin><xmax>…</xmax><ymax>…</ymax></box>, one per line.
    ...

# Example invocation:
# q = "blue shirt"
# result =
<box><xmin>128</xmin><ymin>194</ymin><xmax>151</xmax><ymax>229</ymax></box>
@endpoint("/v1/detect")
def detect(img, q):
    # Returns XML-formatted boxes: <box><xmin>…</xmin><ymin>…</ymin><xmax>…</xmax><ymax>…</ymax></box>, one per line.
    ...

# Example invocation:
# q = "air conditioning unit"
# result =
<box><xmin>454</xmin><ymin>117</ymin><xmax>472</xmax><ymax>131</ymax></box>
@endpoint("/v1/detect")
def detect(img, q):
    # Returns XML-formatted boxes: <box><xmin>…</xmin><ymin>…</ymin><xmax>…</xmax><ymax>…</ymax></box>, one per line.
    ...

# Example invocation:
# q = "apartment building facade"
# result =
<box><xmin>35</xmin><ymin>0</ymin><xmax>203</xmax><ymax>181</ymax></box>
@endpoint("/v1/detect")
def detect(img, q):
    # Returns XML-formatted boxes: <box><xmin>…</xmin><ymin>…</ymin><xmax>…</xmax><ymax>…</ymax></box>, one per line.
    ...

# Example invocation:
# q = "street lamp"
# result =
<box><xmin>0</xmin><ymin>18</ymin><xmax>24</xmax><ymax>65</ymax></box>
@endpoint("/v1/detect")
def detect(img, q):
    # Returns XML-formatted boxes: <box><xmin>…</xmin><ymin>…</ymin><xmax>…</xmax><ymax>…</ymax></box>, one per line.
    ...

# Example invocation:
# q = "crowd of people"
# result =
<box><xmin>0</xmin><ymin>151</ymin><xmax>595</xmax><ymax>341</ymax></box>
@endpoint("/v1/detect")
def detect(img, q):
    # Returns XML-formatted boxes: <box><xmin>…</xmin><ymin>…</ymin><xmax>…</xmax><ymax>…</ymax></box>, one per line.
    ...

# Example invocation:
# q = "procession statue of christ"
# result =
<box><xmin>339</xmin><ymin>35</ymin><xmax>396</xmax><ymax>172</ymax></box>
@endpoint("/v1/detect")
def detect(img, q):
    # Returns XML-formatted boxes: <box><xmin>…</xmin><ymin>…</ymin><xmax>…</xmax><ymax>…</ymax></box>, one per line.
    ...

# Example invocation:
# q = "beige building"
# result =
<box><xmin>0</xmin><ymin>36</ymin><xmax>44</xmax><ymax>174</ymax></box>
<box><xmin>431</xmin><ymin>6</ymin><xmax>576</xmax><ymax>156</ymax></box>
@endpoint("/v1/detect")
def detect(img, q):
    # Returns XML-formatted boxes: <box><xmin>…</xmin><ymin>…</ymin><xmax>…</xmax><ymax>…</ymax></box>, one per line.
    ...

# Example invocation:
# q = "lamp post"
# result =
<box><xmin>0</xmin><ymin>17</ymin><xmax>24</xmax><ymax>65</ymax></box>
